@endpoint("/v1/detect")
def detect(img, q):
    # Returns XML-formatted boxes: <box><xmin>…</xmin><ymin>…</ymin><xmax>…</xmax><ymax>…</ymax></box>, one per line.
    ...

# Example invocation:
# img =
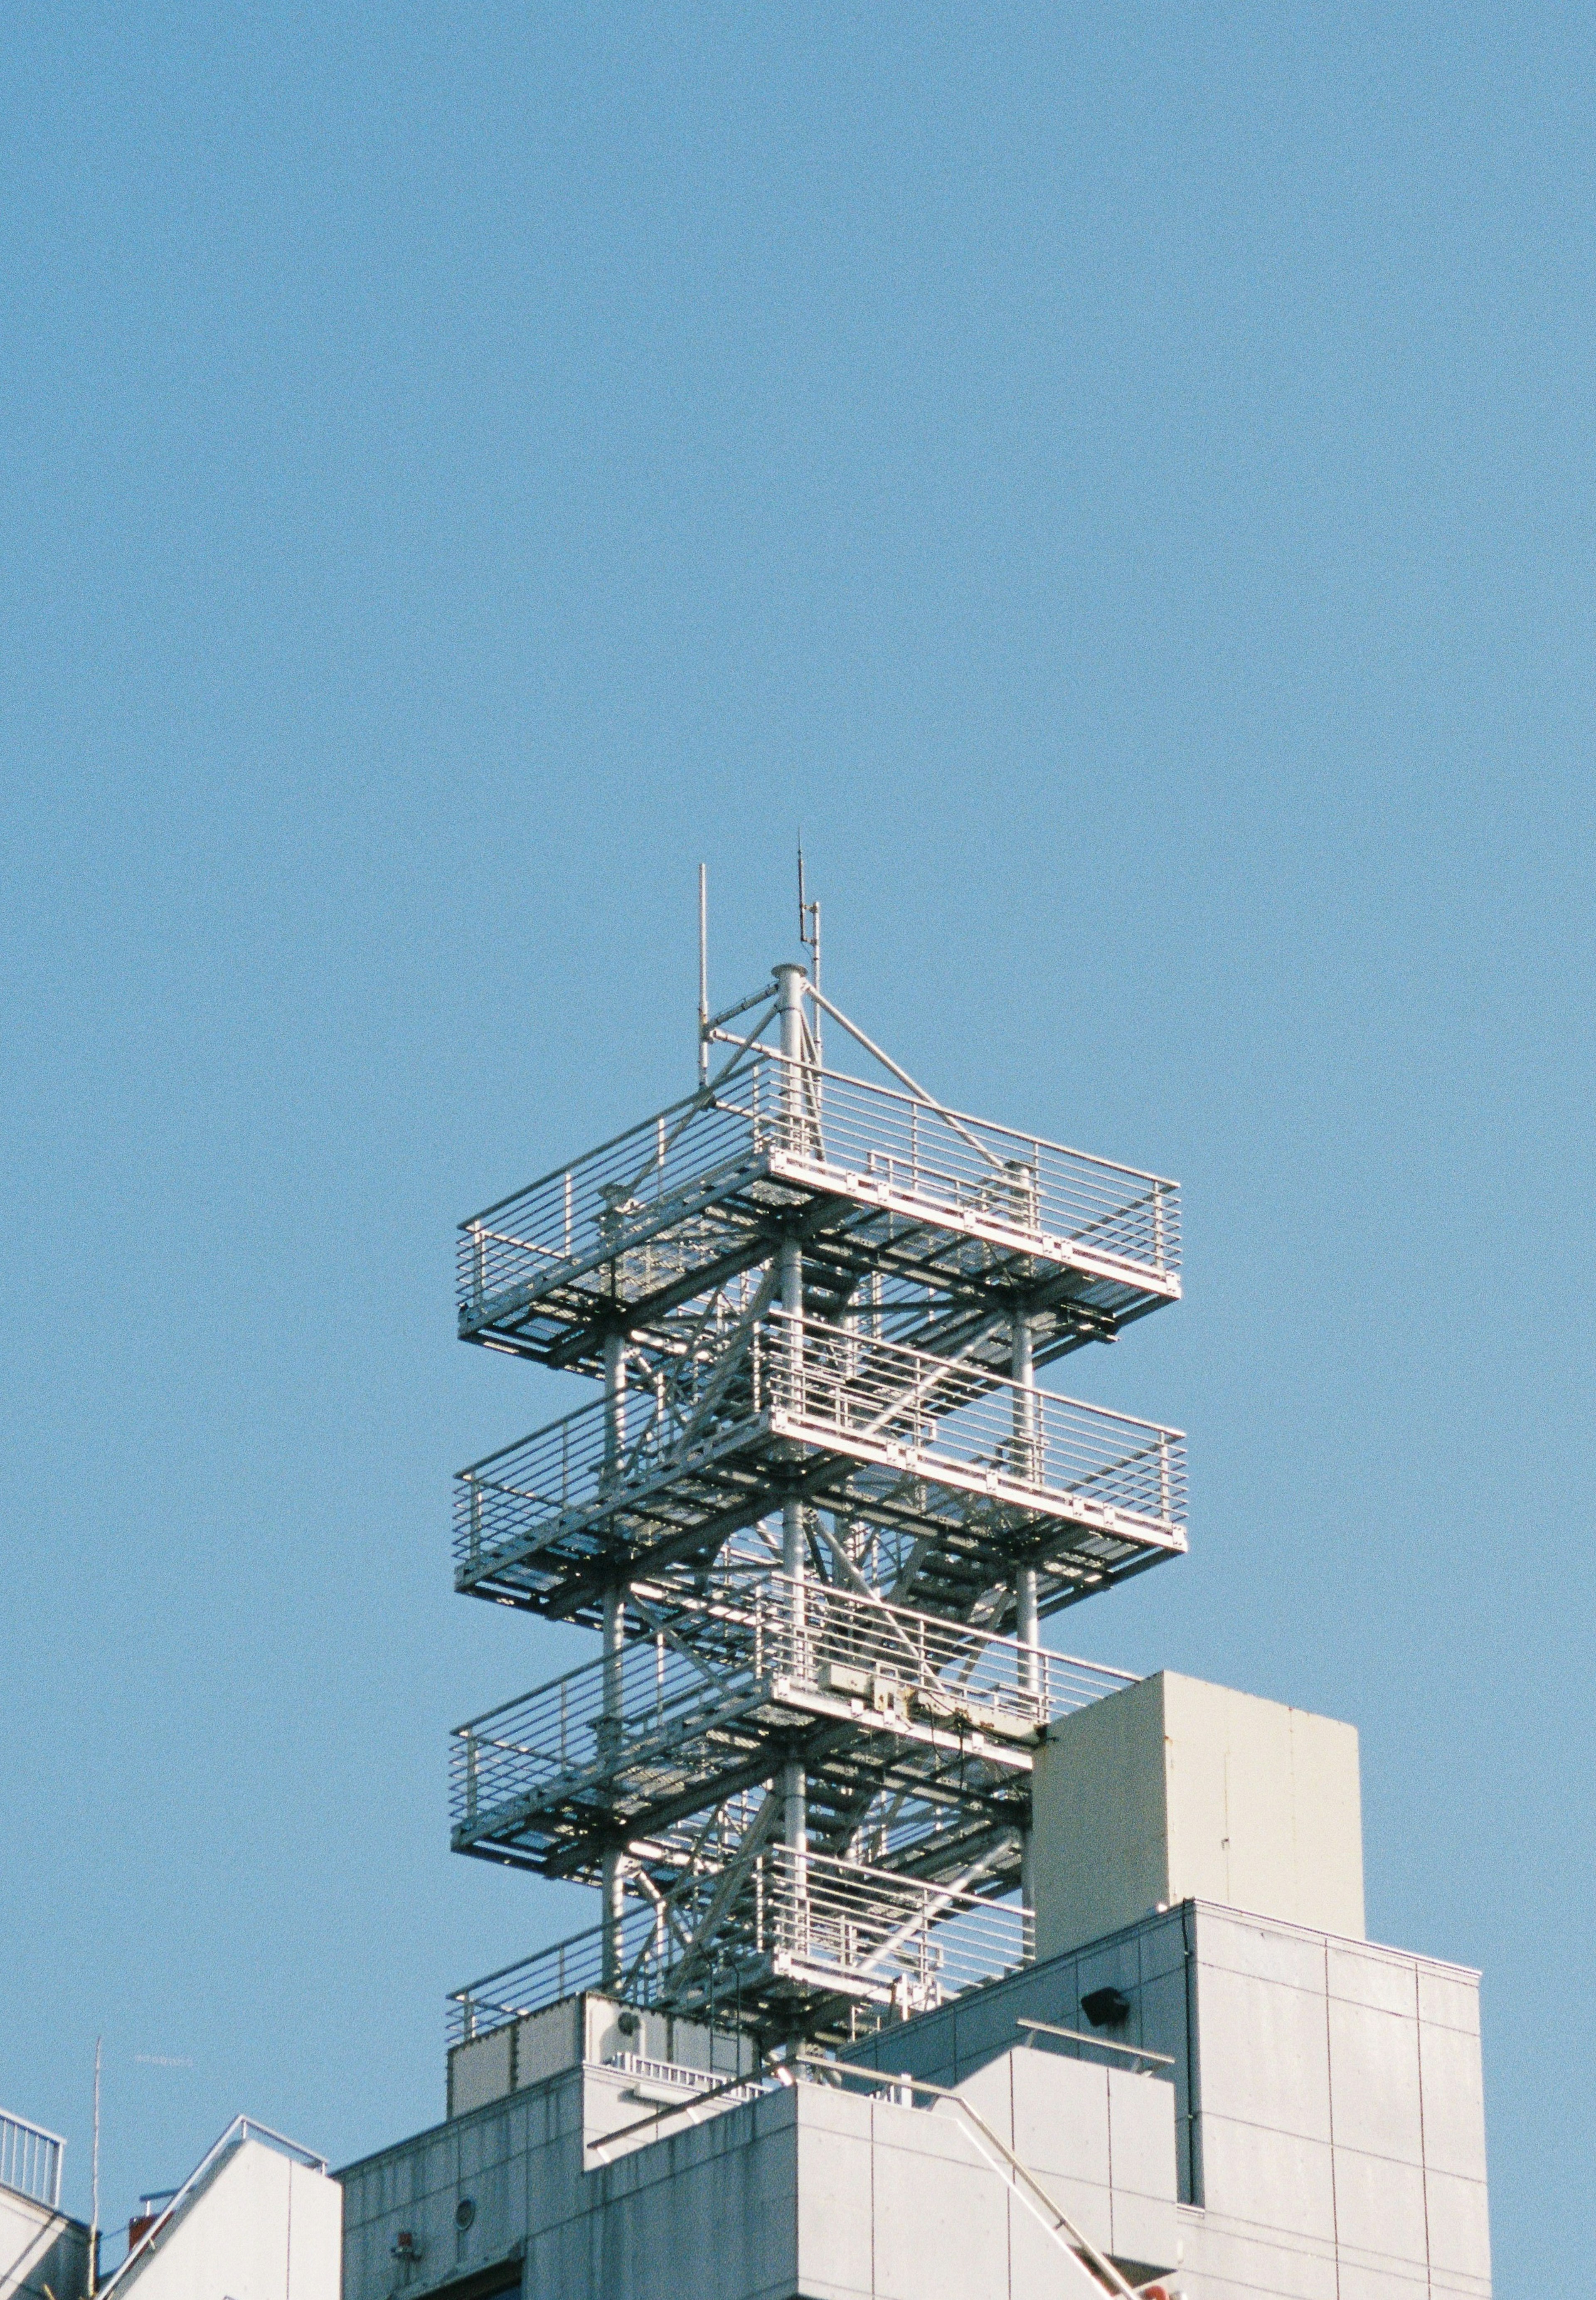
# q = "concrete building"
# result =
<box><xmin>0</xmin><ymin>2115</ymin><xmax>341</xmax><ymax>2300</ymax></box>
<box><xmin>10</xmin><ymin>941</ymin><xmax>1490</xmax><ymax>2300</ymax></box>
<box><xmin>1</xmin><ymin>2110</ymin><xmax>90</xmax><ymax>2300</ymax></box>
<box><xmin>94</xmin><ymin>2125</ymin><xmax>342</xmax><ymax>2300</ymax></box>
<box><xmin>337</xmin><ymin>1670</ymin><xmax>1491</xmax><ymax>2300</ymax></box>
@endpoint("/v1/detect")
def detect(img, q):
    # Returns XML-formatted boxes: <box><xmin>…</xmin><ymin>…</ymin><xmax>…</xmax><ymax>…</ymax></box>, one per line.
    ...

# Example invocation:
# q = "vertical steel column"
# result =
<box><xmin>1012</xmin><ymin>1305</ymin><xmax>1040</xmax><ymax>1922</ymax></box>
<box><xmin>601</xmin><ymin>1325</ymin><xmax>627</xmax><ymax>1987</ymax></box>
<box><xmin>775</xmin><ymin>962</ymin><xmax>808</xmax><ymax>1889</ymax></box>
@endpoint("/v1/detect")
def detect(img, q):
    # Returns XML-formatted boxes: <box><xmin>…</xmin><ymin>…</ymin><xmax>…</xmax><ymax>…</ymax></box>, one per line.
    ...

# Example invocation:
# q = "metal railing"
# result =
<box><xmin>447</xmin><ymin>1906</ymin><xmax>668</xmax><ymax>2045</ymax></box>
<box><xmin>605</xmin><ymin>2052</ymin><xmax>762</xmax><ymax>2103</ymax></box>
<box><xmin>447</xmin><ymin>1842</ymin><xmax>1032</xmax><ymax>2046</ymax></box>
<box><xmin>453</xmin><ymin>1316</ymin><xmax>1185</xmax><ymax>1593</ymax></box>
<box><xmin>761</xmin><ymin>1845</ymin><xmax>1032</xmax><ymax>2014</ymax></box>
<box><xmin>0</xmin><ymin>2108</ymin><xmax>63</xmax><ymax>2210</ymax></box>
<box><xmin>452</xmin><ymin>1373</ymin><xmax>732</xmax><ymax>1588</ymax></box>
<box><xmin>765</xmin><ymin>1313</ymin><xmax>1186</xmax><ymax>1537</ymax></box>
<box><xmin>458</xmin><ymin>1051</ymin><xmax>1180</xmax><ymax>1325</ymax></box>
<box><xmin>451</xmin><ymin>1579</ymin><xmax>1136</xmax><ymax>1838</ymax></box>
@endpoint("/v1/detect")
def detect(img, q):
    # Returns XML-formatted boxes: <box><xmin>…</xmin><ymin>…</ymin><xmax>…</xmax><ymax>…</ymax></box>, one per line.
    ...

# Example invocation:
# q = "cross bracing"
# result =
<box><xmin>451</xmin><ymin>1578</ymin><xmax>1133</xmax><ymax>1871</ymax></box>
<box><xmin>446</xmin><ymin>955</ymin><xmax>1186</xmax><ymax>2051</ymax></box>
<box><xmin>454</xmin><ymin>1314</ymin><xmax>1185</xmax><ymax>1630</ymax></box>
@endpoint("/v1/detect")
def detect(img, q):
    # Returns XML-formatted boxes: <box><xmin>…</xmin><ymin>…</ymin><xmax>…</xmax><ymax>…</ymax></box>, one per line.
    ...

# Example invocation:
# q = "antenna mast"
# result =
<box><xmin>797</xmin><ymin>840</ymin><xmax>821</xmax><ymax>1059</ymax></box>
<box><xmin>697</xmin><ymin>863</ymin><xmax>709</xmax><ymax>1087</ymax></box>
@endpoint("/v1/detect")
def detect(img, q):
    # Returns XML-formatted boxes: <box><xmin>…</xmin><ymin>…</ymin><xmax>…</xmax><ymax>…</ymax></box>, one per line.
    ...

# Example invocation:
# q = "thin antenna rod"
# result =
<box><xmin>697</xmin><ymin>864</ymin><xmax>709</xmax><ymax>1087</ymax></box>
<box><xmin>89</xmin><ymin>2035</ymin><xmax>101</xmax><ymax>2296</ymax></box>
<box><xmin>797</xmin><ymin>837</ymin><xmax>822</xmax><ymax>1045</ymax></box>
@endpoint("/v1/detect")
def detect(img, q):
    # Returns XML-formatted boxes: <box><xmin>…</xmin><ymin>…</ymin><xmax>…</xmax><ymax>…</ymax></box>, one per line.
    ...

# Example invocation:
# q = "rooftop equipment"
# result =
<box><xmin>447</xmin><ymin>879</ymin><xmax>1185</xmax><ymax>2052</ymax></box>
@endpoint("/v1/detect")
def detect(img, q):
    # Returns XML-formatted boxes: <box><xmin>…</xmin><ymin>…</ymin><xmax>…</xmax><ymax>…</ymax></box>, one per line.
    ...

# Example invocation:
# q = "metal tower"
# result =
<box><xmin>446</xmin><ymin>897</ymin><xmax>1185</xmax><ymax>2055</ymax></box>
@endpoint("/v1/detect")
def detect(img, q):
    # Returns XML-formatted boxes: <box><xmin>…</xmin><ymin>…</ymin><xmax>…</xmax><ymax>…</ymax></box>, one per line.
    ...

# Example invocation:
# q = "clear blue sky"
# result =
<box><xmin>3</xmin><ymin>5</ymin><xmax>1591</xmax><ymax>2274</ymax></box>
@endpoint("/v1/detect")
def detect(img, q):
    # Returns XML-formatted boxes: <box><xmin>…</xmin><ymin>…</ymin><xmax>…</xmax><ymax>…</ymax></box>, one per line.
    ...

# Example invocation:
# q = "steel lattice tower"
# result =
<box><xmin>446</xmin><ymin>903</ymin><xmax>1185</xmax><ymax>2054</ymax></box>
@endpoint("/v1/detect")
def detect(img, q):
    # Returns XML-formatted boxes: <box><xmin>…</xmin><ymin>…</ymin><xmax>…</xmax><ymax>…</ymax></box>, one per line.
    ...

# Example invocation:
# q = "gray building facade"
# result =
<box><xmin>338</xmin><ymin>1896</ymin><xmax>1488</xmax><ymax>2300</ymax></box>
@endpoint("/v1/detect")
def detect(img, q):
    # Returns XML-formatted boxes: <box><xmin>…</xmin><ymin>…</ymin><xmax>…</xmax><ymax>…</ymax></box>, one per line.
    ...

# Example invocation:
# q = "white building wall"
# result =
<box><xmin>0</xmin><ymin>2185</ymin><xmax>91</xmax><ymax>2300</ymax></box>
<box><xmin>1181</xmin><ymin>1909</ymin><xmax>1490</xmax><ymax>2300</ymax></box>
<box><xmin>111</xmin><ymin>2142</ymin><xmax>340</xmax><ymax>2300</ymax></box>
<box><xmin>341</xmin><ymin>2046</ymin><xmax>1177</xmax><ymax>2300</ymax></box>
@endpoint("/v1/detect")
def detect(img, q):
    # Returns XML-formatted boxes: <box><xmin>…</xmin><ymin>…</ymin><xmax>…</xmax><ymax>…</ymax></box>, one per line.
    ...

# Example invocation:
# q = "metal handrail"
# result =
<box><xmin>453</xmin><ymin>1313</ymin><xmax>1186</xmax><ymax>1598</ymax></box>
<box><xmin>450</xmin><ymin>1580</ymin><xmax>1135</xmax><ymax>1841</ymax></box>
<box><xmin>457</xmin><ymin>1051</ymin><xmax>1181</xmax><ymax>1327</ymax></box>
<box><xmin>1016</xmin><ymin>2017</ymin><xmax>1175</xmax><ymax>2068</ymax></box>
<box><xmin>461</xmin><ymin>1056</ymin><xmax>1176</xmax><ymax>1229</ymax></box>
<box><xmin>755</xmin><ymin>1844</ymin><xmax>1032</xmax><ymax>2016</ymax></box>
<box><xmin>0</xmin><ymin>2108</ymin><xmax>64</xmax><ymax>2210</ymax></box>
<box><xmin>446</xmin><ymin>1904</ymin><xmax>664</xmax><ymax>2044</ymax></box>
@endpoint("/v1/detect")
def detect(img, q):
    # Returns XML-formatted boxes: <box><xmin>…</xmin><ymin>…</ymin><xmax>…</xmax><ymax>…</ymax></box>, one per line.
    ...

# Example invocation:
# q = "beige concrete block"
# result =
<box><xmin>1032</xmin><ymin>1673</ymin><xmax>1364</xmax><ymax>1961</ymax></box>
<box><xmin>1031</xmin><ymin>1675</ymin><xmax>1169</xmax><ymax>1960</ymax></box>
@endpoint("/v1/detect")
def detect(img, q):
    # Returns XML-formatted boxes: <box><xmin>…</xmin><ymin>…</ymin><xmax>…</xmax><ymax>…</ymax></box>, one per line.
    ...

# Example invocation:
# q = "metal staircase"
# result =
<box><xmin>448</xmin><ymin>948</ymin><xmax>1185</xmax><ymax>2051</ymax></box>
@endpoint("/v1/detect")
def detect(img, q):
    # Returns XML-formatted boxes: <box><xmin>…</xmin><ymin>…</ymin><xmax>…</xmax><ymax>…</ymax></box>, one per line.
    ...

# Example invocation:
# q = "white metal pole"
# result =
<box><xmin>601</xmin><ymin>1328</ymin><xmax>628</xmax><ymax>1987</ymax></box>
<box><xmin>89</xmin><ymin>2036</ymin><xmax>101</xmax><ymax>2298</ymax></box>
<box><xmin>1012</xmin><ymin>1308</ymin><xmax>1040</xmax><ymax>1924</ymax></box>
<box><xmin>697</xmin><ymin>863</ymin><xmax>709</xmax><ymax>1087</ymax></box>
<box><xmin>775</xmin><ymin>963</ymin><xmax>808</xmax><ymax>1889</ymax></box>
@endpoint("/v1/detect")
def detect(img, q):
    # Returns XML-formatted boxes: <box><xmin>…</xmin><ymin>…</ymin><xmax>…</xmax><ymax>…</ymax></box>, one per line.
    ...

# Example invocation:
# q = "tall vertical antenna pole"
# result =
<box><xmin>697</xmin><ymin>864</ymin><xmax>709</xmax><ymax>1087</ymax></box>
<box><xmin>775</xmin><ymin>960</ymin><xmax>808</xmax><ymax>1890</ymax></box>
<box><xmin>797</xmin><ymin>842</ymin><xmax>822</xmax><ymax>1056</ymax></box>
<box><xmin>89</xmin><ymin>2035</ymin><xmax>101</xmax><ymax>2296</ymax></box>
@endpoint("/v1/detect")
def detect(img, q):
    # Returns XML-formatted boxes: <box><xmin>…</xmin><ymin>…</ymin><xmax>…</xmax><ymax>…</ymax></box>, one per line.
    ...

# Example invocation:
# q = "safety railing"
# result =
<box><xmin>604</xmin><ymin>2052</ymin><xmax>764</xmax><ymax>2104</ymax></box>
<box><xmin>458</xmin><ymin>1051</ymin><xmax>1180</xmax><ymax>1327</ymax></box>
<box><xmin>0</xmin><ymin>2108</ymin><xmax>63</xmax><ymax>2210</ymax></box>
<box><xmin>447</xmin><ymin>1844</ymin><xmax>1032</xmax><ymax>2047</ymax></box>
<box><xmin>454</xmin><ymin>1315</ymin><xmax>1185</xmax><ymax>1595</ymax></box>
<box><xmin>451</xmin><ymin>1603</ymin><xmax>757</xmax><ymax>1835</ymax></box>
<box><xmin>765</xmin><ymin>1313</ymin><xmax>1187</xmax><ymax>1538</ymax></box>
<box><xmin>452</xmin><ymin>1377</ymin><xmax>698</xmax><ymax>1588</ymax></box>
<box><xmin>760</xmin><ymin>1845</ymin><xmax>1032</xmax><ymax>2014</ymax></box>
<box><xmin>447</xmin><ymin>1906</ymin><xmax>669</xmax><ymax>2046</ymax></box>
<box><xmin>450</xmin><ymin>1579</ymin><xmax>1137</xmax><ymax>1838</ymax></box>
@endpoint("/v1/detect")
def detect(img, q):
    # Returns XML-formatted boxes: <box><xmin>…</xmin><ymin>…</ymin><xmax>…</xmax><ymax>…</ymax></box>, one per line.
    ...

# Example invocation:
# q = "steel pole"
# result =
<box><xmin>1012</xmin><ymin>1306</ymin><xmax>1040</xmax><ymax>1923</ymax></box>
<box><xmin>775</xmin><ymin>963</ymin><xmax>808</xmax><ymax>1887</ymax></box>
<box><xmin>601</xmin><ymin>1327</ymin><xmax>627</xmax><ymax>1987</ymax></box>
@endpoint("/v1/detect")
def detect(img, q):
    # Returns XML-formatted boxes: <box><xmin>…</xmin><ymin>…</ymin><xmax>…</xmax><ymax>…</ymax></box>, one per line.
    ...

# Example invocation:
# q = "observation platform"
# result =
<box><xmin>447</xmin><ymin>1844</ymin><xmax>1032</xmax><ymax>2049</ymax></box>
<box><xmin>455</xmin><ymin>1313</ymin><xmax>1186</xmax><ymax>1629</ymax></box>
<box><xmin>457</xmin><ymin>1055</ymin><xmax>1180</xmax><ymax>1379</ymax></box>
<box><xmin>451</xmin><ymin>1578</ymin><xmax>1134</xmax><ymax>1882</ymax></box>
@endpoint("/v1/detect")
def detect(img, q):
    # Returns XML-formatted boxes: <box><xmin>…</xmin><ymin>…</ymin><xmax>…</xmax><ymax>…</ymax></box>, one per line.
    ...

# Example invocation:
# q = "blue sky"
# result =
<box><xmin>2</xmin><ymin>5</ymin><xmax>1592</xmax><ymax>2273</ymax></box>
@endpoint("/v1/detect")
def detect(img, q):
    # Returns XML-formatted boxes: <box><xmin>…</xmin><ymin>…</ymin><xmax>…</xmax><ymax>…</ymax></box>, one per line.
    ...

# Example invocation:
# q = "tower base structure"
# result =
<box><xmin>341</xmin><ymin>1672</ymin><xmax>1490</xmax><ymax>2300</ymax></box>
